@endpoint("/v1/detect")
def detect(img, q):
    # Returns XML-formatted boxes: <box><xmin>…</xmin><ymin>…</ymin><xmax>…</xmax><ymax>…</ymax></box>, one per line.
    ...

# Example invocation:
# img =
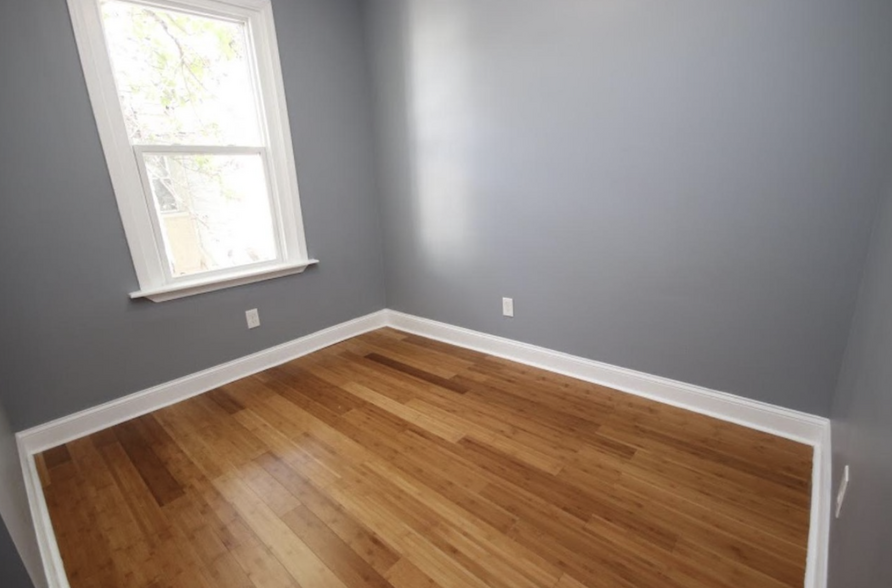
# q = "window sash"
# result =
<box><xmin>132</xmin><ymin>145</ymin><xmax>287</xmax><ymax>282</ymax></box>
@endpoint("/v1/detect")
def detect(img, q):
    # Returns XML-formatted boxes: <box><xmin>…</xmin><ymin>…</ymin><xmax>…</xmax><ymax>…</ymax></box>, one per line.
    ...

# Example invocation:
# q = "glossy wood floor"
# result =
<box><xmin>39</xmin><ymin>328</ymin><xmax>812</xmax><ymax>588</ymax></box>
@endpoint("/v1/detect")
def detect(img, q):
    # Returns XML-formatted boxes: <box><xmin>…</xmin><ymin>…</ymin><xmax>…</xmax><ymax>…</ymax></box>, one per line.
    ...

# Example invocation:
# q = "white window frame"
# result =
<box><xmin>66</xmin><ymin>0</ymin><xmax>317</xmax><ymax>302</ymax></box>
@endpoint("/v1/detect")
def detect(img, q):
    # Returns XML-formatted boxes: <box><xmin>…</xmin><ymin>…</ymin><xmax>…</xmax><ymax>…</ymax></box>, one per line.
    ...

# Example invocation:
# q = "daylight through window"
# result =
<box><xmin>68</xmin><ymin>0</ymin><xmax>312</xmax><ymax>301</ymax></box>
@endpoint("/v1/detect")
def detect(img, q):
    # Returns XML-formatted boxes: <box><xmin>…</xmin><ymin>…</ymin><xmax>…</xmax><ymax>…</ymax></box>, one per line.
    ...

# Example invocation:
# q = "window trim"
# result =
<box><xmin>66</xmin><ymin>0</ymin><xmax>316</xmax><ymax>302</ymax></box>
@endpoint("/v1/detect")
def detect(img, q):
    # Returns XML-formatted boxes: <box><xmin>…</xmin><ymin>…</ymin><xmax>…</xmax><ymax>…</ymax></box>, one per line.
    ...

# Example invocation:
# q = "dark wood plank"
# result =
<box><xmin>366</xmin><ymin>352</ymin><xmax>468</xmax><ymax>394</ymax></box>
<box><xmin>113</xmin><ymin>420</ymin><xmax>185</xmax><ymax>507</ymax></box>
<box><xmin>206</xmin><ymin>389</ymin><xmax>246</xmax><ymax>415</ymax></box>
<box><xmin>43</xmin><ymin>444</ymin><xmax>73</xmax><ymax>469</ymax></box>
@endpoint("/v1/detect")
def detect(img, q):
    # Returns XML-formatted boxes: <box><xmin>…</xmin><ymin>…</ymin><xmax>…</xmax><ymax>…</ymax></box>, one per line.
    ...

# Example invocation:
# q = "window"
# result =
<box><xmin>67</xmin><ymin>0</ymin><xmax>316</xmax><ymax>301</ymax></box>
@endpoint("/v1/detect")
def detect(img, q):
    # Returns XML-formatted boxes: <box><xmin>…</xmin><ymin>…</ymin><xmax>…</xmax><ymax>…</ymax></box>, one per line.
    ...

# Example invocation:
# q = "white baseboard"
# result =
<box><xmin>18</xmin><ymin>441</ymin><xmax>66</xmax><ymax>588</ymax></box>
<box><xmin>805</xmin><ymin>423</ymin><xmax>832</xmax><ymax>588</ymax></box>
<box><xmin>16</xmin><ymin>308</ymin><xmax>831</xmax><ymax>588</ymax></box>
<box><xmin>386</xmin><ymin>311</ymin><xmax>828</xmax><ymax>444</ymax></box>
<box><xmin>16</xmin><ymin>310</ymin><xmax>388</xmax><ymax>455</ymax></box>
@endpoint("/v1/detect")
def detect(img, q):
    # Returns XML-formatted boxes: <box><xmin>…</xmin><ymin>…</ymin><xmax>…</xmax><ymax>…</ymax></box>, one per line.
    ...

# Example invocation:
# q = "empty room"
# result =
<box><xmin>2</xmin><ymin>0</ymin><xmax>891</xmax><ymax>587</ymax></box>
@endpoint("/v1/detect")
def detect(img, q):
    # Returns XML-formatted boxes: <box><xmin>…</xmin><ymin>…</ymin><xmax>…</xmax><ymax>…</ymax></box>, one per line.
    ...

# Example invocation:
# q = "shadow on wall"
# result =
<box><xmin>828</xmin><ymin>180</ymin><xmax>892</xmax><ymax>588</ymax></box>
<box><xmin>0</xmin><ymin>518</ymin><xmax>34</xmax><ymax>588</ymax></box>
<box><xmin>0</xmin><ymin>399</ymin><xmax>41</xmax><ymax>588</ymax></box>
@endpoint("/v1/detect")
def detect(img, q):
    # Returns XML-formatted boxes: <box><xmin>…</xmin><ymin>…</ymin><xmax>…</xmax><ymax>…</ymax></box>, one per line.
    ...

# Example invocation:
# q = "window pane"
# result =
<box><xmin>143</xmin><ymin>153</ymin><xmax>278</xmax><ymax>277</ymax></box>
<box><xmin>100</xmin><ymin>1</ymin><xmax>262</xmax><ymax>146</ymax></box>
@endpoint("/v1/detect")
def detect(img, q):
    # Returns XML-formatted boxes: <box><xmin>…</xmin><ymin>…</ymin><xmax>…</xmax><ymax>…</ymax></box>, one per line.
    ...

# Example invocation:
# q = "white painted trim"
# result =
<box><xmin>66</xmin><ymin>0</ymin><xmax>163</xmax><ymax>287</ymax></box>
<box><xmin>385</xmin><ymin>311</ymin><xmax>828</xmax><ymax>444</ymax></box>
<box><xmin>805</xmin><ymin>422</ymin><xmax>832</xmax><ymax>588</ymax></box>
<box><xmin>16</xmin><ymin>308</ymin><xmax>832</xmax><ymax>588</ymax></box>
<box><xmin>65</xmin><ymin>0</ymin><xmax>312</xmax><ymax>299</ymax></box>
<box><xmin>18</xmin><ymin>444</ymin><xmax>68</xmax><ymax>588</ymax></box>
<box><xmin>130</xmin><ymin>259</ymin><xmax>319</xmax><ymax>302</ymax></box>
<box><xmin>17</xmin><ymin>310</ymin><xmax>387</xmax><ymax>455</ymax></box>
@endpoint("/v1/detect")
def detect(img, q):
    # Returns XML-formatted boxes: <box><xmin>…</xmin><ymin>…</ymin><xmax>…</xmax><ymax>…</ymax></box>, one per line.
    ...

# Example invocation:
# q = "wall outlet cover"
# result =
<box><xmin>502</xmin><ymin>297</ymin><xmax>514</xmax><ymax>318</ymax></box>
<box><xmin>246</xmin><ymin>308</ymin><xmax>261</xmax><ymax>329</ymax></box>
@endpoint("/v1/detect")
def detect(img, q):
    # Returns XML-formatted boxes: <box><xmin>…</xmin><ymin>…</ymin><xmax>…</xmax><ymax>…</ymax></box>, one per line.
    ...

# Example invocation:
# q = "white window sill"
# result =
<box><xmin>130</xmin><ymin>259</ymin><xmax>319</xmax><ymax>303</ymax></box>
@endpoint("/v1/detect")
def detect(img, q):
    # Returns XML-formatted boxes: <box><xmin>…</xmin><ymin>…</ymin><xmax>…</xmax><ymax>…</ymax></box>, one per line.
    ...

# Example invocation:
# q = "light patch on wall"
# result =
<box><xmin>405</xmin><ymin>0</ymin><xmax>474</xmax><ymax>267</ymax></box>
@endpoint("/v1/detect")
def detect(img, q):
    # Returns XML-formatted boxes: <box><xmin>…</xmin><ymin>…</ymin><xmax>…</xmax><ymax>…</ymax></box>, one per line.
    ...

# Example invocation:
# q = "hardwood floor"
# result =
<box><xmin>38</xmin><ymin>328</ymin><xmax>812</xmax><ymax>588</ymax></box>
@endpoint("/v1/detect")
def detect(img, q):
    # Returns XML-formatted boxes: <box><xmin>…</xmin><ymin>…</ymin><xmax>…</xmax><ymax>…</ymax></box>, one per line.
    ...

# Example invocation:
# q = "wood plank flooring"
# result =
<box><xmin>39</xmin><ymin>328</ymin><xmax>812</xmax><ymax>588</ymax></box>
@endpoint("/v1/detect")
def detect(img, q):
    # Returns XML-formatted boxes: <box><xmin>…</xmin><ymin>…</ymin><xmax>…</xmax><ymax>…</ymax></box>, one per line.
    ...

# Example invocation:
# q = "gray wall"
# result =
<box><xmin>828</xmin><ymin>179</ymin><xmax>892</xmax><ymax>587</ymax></box>
<box><xmin>364</xmin><ymin>0</ymin><xmax>892</xmax><ymax>415</ymax></box>
<box><xmin>0</xmin><ymin>0</ymin><xmax>385</xmax><ymax>431</ymax></box>
<box><xmin>0</xmin><ymin>521</ymin><xmax>34</xmax><ymax>588</ymax></box>
<box><xmin>0</xmin><ymin>398</ymin><xmax>39</xmax><ymax>588</ymax></box>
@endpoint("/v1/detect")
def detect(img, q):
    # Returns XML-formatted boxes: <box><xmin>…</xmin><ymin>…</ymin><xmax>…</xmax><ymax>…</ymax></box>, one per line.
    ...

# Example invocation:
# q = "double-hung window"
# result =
<box><xmin>67</xmin><ymin>0</ymin><xmax>316</xmax><ymax>301</ymax></box>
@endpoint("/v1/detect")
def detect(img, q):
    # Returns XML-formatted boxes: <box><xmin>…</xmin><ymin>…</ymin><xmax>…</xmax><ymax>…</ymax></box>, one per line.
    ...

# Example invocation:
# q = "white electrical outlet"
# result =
<box><xmin>502</xmin><ymin>297</ymin><xmax>514</xmax><ymax>318</ymax></box>
<box><xmin>835</xmin><ymin>465</ymin><xmax>850</xmax><ymax>519</ymax></box>
<box><xmin>245</xmin><ymin>308</ymin><xmax>261</xmax><ymax>329</ymax></box>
